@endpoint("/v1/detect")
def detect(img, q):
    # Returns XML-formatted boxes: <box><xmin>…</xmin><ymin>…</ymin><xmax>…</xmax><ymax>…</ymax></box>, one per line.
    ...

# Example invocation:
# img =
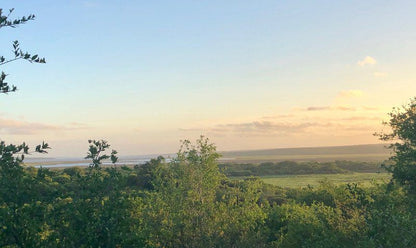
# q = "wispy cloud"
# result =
<box><xmin>0</xmin><ymin>118</ymin><xmax>58</xmax><ymax>135</ymax></box>
<box><xmin>180</xmin><ymin>121</ymin><xmax>317</xmax><ymax>136</ymax></box>
<box><xmin>178</xmin><ymin>101</ymin><xmax>385</xmax><ymax>141</ymax></box>
<box><xmin>261</xmin><ymin>114</ymin><xmax>294</xmax><ymax>120</ymax></box>
<box><xmin>337</xmin><ymin>106</ymin><xmax>357</xmax><ymax>111</ymax></box>
<box><xmin>307</xmin><ymin>106</ymin><xmax>331</xmax><ymax>111</ymax></box>
<box><xmin>0</xmin><ymin>118</ymin><xmax>89</xmax><ymax>135</ymax></box>
<box><xmin>357</xmin><ymin>56</ymin><xmax>377</xmax><ymax>66</ymax></box>
<box><xmin>341</xmin><ymin>116</ymin><xmax>381</xmax><ymax>121</ymax></box>
<box><xmin>219</xmin><ymin>121</ymin><xmax>315</xmax><ymax>134</ymax></box>
<box><xmin>305</xmin><ymin>106</ymin><xmax>356</xmax><ymax>111</ymax></box>
<box><xmin>180</xmin><ymin>117</ymin><xmax>381</xmax><ymax>137</ymax></box>
<box><xmin>304</xmin><ymin>106</ymin><xmax>381</xmax><ymax>112</ymax></box>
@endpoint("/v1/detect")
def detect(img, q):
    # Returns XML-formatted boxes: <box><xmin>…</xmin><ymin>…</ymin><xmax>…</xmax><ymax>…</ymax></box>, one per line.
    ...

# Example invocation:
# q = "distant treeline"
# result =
<box><xmin>219</xmin><ymin>160</ymin><xmax>386</xmax><ymax>177</ymax></box>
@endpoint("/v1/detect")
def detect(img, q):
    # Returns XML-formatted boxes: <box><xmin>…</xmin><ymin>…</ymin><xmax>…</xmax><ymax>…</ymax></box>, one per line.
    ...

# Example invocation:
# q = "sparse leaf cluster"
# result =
<box><xmin>0</xmin><ymin>8</ymin><xmax>45</xmax><ymax>94</ymax></box>
<box><xmin>35</xmin><ymin>141</ymin><xmax>51</xmax><ymax>154</ymax></box>
<box><xmin>0</xmin><ymin>8</ymin><xmax>35</xmax><ymax>29</ymax></box>
<box><xmin>0</xmin><ymin>72</ymin><xmax>16</xmax><ymax>93</ymax></box>
<box><xmin>85</xmin><ymin>139</ymin><xmax>118</xmax><ymax>168</ymax></box>
<box><xmin>0</xmin><ymin>7</ymin><xmax>51</xmax><ymax>167</ymax></box>
<box><xmin>0</xmin><ymin>140</ymin><xmax>49</xmax><ymax>166</ymax></box>
<box><xmin>2</xmin><ymin>40</ymin><xmax>46</xmax><ymax>64</ymax></box>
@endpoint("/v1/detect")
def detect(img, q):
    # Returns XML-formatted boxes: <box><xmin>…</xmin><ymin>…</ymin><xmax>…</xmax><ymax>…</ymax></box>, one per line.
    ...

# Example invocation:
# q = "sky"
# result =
<box><xmin>0</xmin><ymin>0</ymin><xmax>415</xmax><ymax>157</ymax></box>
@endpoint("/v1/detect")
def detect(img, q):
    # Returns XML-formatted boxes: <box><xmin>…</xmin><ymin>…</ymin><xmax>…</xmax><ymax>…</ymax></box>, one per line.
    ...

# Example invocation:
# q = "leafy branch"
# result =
<box><xmin>0</xmin><ymin>8</ymin><xmax>35</xmax><ymax>29</ymax></box>
<box><xmin>85</xmin><ymin>140</ymin><xmax>118</xmax><ymax>168</ymax></box>
<box><xmin>0</xmin><ymin>140</ymin><xmax>50</xmax><ymax>165</ymax></box>
<box><xmin>0</xmin><ymin>8</ymin><xmax>45</xmax><ymax>94</ymax></box>
<box><xmin>0</xmin><ymin>7</ymin><xmax>51</xmax><ymax>166</ymax></box>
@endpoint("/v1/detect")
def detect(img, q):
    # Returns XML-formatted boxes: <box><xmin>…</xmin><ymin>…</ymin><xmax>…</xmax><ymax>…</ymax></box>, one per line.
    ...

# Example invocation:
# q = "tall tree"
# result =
<box><xmin>0</xmin><ymin>8</ymin><xmax>51</xmax><ymax>247</ymax></box>
<box><xmin>377</xmin><ymin>97</ymin><xmax>416</xmax><ymax>193</ymax></box>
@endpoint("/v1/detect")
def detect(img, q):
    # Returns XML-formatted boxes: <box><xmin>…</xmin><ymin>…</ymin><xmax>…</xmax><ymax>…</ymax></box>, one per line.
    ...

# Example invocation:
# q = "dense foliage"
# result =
<box><xmin>377</xmin><ymin>97</ymin><xmax>416</xmax><ymax>193</ymax></box>
<box><xmin>0</xmin><ymin>137</ymin><xmax>415</xmax><ymax>247</ymax></box>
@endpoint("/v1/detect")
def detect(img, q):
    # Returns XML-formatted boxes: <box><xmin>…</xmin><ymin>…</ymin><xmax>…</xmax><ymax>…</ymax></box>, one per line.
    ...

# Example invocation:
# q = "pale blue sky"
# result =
<box><xmin>0</xmin><ymin>1</ymin><xmax>415</xmax><ymax>156</ymax></box>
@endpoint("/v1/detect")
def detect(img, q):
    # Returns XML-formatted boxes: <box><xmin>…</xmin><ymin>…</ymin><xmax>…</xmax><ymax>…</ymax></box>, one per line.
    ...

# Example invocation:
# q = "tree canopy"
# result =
<box><xmin>378</xmin><ymin>97</ymin><xmax>416</xmax><ymax>192</ymax></box>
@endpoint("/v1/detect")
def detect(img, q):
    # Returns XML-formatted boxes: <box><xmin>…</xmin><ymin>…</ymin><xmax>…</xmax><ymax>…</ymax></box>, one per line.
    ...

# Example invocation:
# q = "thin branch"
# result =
<box><xmin>0</xmin><ymin>57</ymin><xmax>22</xmax><ymax>66</ymax></box>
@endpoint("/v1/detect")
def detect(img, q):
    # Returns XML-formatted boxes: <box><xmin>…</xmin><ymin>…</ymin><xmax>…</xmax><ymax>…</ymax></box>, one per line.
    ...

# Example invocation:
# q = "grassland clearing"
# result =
<box><xmin>253</xmin><ymin>173</ymin><xmax>391</xmax><ymax>188</ymax></box>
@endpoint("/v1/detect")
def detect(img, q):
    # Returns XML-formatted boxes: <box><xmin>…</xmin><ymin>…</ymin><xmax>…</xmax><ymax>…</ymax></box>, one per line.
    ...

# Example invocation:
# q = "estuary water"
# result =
<box><xmin>26</xmin><ymin>154</ymin><xmax>234</xmax><ymax>168</ymax></box>
<box><xmin>26</xmin><ymin>155</ymin><xmax>173</xmax><ymax>168</ymax></box>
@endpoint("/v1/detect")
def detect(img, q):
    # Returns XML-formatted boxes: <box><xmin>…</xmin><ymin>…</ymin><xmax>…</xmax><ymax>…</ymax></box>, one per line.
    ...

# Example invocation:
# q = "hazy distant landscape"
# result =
<box><xmin>25</xmin><ymin>143</ymin><xmax>390</xmax><ymax>167</ymax></box>
<box><xmin>220</xmin><ymin>143</ymin><xmax>391</xmax><ymax>162</ymax></box>
<box><xmin>23</xmin><ymin>144</ymin><xmax>392</xmax><ymax>188</ymax></box>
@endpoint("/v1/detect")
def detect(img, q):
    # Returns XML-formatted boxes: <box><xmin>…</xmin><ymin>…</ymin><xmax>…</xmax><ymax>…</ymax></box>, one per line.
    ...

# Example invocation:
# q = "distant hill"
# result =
<box><xmin>220</xmin><ymin>144</ymin><xmax>392</xmax><ymax>163</ymax></box>
<box><xmin>25</xmin><ymin>144</ymin><xmax>392</xmax><ymax>168</ymax></box>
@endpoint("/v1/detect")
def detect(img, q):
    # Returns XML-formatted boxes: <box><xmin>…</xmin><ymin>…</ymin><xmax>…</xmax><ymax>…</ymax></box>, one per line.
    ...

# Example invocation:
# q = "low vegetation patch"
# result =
<box><xmin>220</xmin><ymin>160</ymin><xmax>386</xmax><ymax>177</ymax></box>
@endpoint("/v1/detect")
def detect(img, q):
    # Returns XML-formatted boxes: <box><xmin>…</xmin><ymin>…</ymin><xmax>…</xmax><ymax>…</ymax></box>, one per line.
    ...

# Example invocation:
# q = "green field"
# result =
<box><xmin>222</xmin><ymin>153</ymin><xmax>389</xmax><ymax>163</ymax></box>
<box><xmin>256</xmin><ymin>173</ymin><xmax>391</xmax><ymax>188</ymax></box>
<box><xmin>220</xmin><ymin>144</ymin><xmax>391</xmax><ymax>162</ymax></box>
